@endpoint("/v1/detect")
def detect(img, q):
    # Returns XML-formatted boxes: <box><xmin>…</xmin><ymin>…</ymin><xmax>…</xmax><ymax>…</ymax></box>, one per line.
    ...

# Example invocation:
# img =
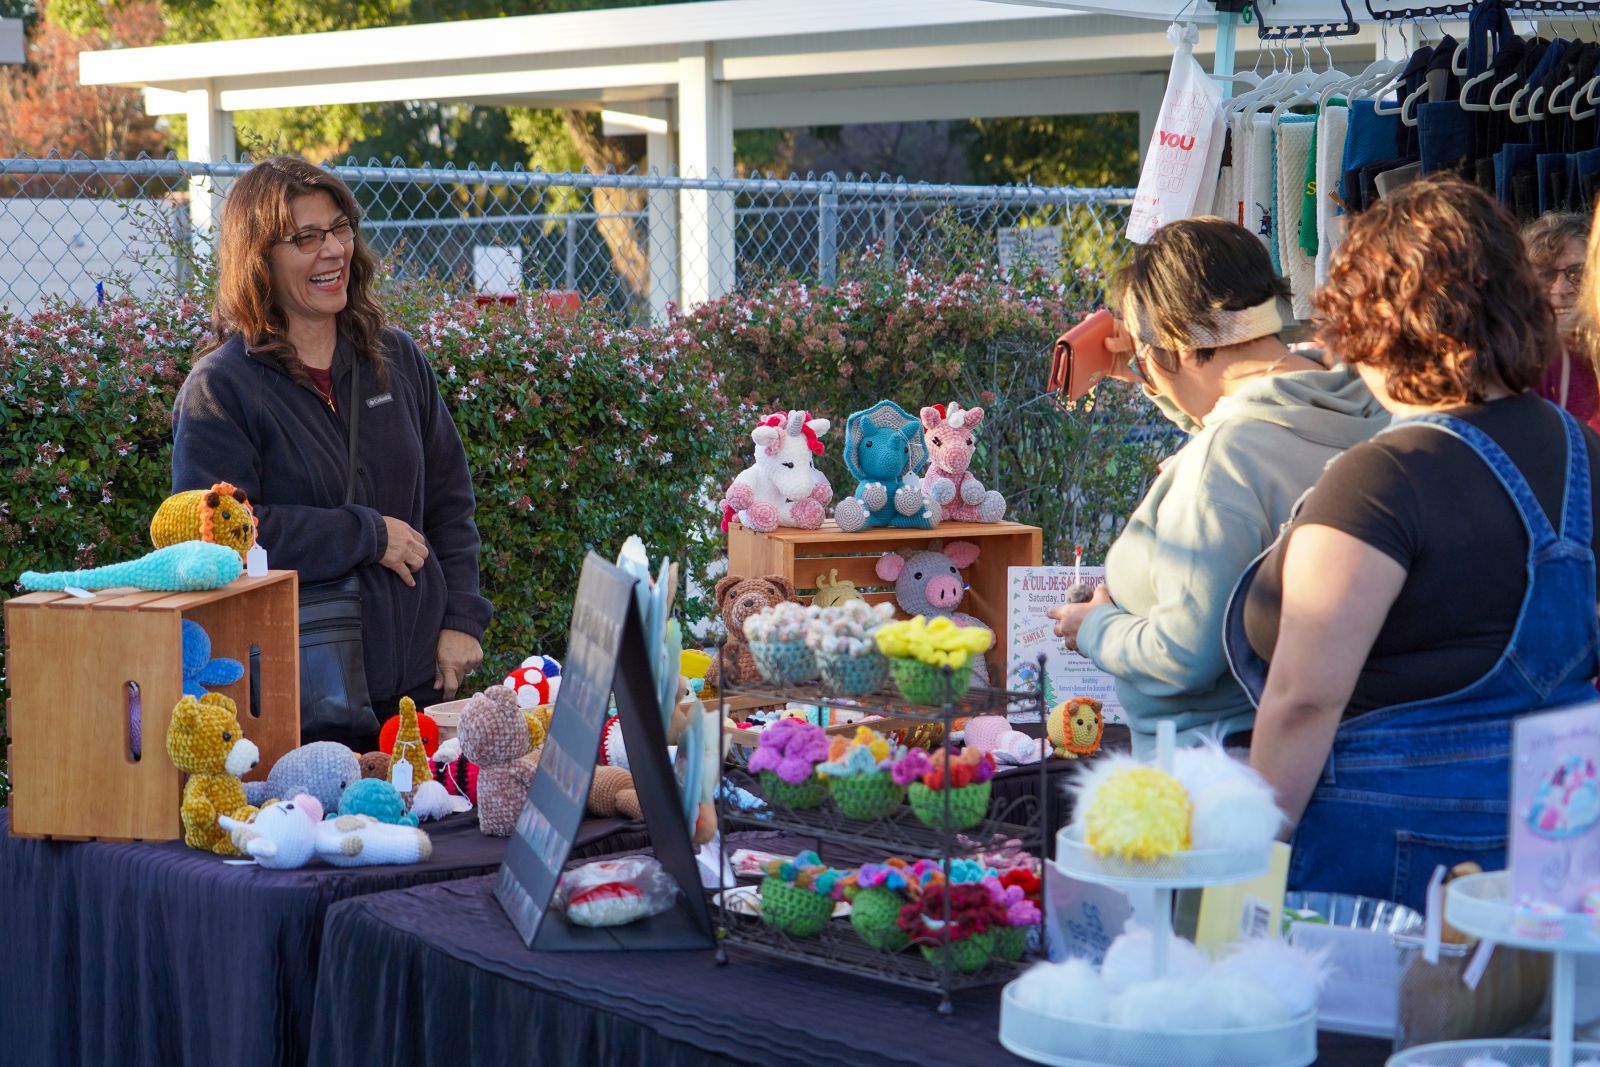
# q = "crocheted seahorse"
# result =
<box><xmin>19</xmin><ymin>542</ymin><xmax>243</xmax><ymax>593</ymax></box>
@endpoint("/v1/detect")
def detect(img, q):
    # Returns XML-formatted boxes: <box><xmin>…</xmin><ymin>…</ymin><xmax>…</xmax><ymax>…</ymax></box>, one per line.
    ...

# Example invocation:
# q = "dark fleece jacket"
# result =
<box><xmin>172</xmin><ymin>327</ymin><xmax>492</xmax><ymax>700</ymax></box>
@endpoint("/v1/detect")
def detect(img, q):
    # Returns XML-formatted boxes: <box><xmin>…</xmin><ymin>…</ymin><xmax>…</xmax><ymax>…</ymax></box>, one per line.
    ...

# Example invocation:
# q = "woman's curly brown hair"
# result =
<box><xmin>1314</xmin><ymin>174</ymin><xmax>1554</xmax><ymax>406</ymax></box>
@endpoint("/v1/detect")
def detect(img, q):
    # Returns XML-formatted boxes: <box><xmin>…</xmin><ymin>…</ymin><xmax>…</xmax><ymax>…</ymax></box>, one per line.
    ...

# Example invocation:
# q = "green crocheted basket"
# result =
<box><xmin>749</xmin><ymin>639</ymin><xmax>819</xmax><ymax>686</ymax></box>
<box><xmin>890</xmin><ymin>656</ymin><xmax>970</xmax><ymax>706</ymax></box>
<box><xmin>816</xmin><ymin>649</ymin><xmax>889</xmax><ymax>697</ymax></box>
<box><xmin>828</xmin><ymin>771</ymin><xmax>904</xmax><ymax>821</ymax></box>
<box><xmin>993</xmin><ymin>924</ymin><xmax>1029</xmax><ymax>961</ymax></box>
<box><xmin>919</xmin><ymin>930</ymin><xmax>996</xmax><ymax>973</ymax></box>
<box><xmin>758</xmin><ymin>769</ymin><xmax>828</xmax><ymax>810</ymax></box>
<box><xmin>907</xmin><ymin>780</ymin><xmax>992</xmax><ymax>830</ymax></box>
<box><xmin>849</xmin><ymin>887</ymin><xmax>909</xmax><ymax>952</ymax></box>
<box><xmin>759</xmin><ymin>876</ymin><xmax>835</xmax><ymax>938</ymax></box>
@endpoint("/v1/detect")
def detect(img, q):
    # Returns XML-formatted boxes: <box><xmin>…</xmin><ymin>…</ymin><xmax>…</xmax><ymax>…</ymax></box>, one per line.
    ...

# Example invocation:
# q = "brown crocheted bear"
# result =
<box><xmin>704</xmin><ymin>574</ymin><xmax>797</xmax><ymax>690</ymax></box>
<box><xmin>166</xmin><ymin>693</ymin><xmax>261</xmax><ymax>855</ymax></box>
<box><xmin>458</xmin><ymin>686</ymin><xmax>537</xmax><ymax>836</ymax></box>
<box><xmin>358</xmin><ymin>751</ymin><xmax>392</xmax><ymax>780</ymax></box>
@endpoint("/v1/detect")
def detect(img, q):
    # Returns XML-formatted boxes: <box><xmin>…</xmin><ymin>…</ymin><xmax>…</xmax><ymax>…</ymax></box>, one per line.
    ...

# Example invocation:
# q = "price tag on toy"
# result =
<box><xmin>391</xmin><ymin>759</ymin><xmax>413</xmax><ymax>793</ymax></box>
<box><xmin>246</xmin><ymin>543</ymin><xmax>268</xmax><ymax>578</ymax></box>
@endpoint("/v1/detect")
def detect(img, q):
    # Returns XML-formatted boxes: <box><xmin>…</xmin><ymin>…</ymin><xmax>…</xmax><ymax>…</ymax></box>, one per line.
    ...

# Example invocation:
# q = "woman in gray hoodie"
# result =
<box><xmin>1049</xmin><ymin>218</ymin><xmax>1388</xmax><ymax>758</ymax></box>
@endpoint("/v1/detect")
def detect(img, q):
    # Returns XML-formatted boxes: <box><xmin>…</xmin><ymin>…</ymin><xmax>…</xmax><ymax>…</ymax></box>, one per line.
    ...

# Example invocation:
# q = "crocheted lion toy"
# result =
<box><xmin>719</xmin><ymin>410</ymin><xmax>833</xmax><ymax>533</ymax></box>
<box><xmin>920</xmin><ymin>403</ymin><xmax>1006</xmax><ymax>523</ymax></box>
<box><xmin>167</xmin><ymin>693</ymin><xmax>261</xmax><ymax>855</ymax></box>
<box><xmin>832</xmin><ymin>399</ymin><xmax>940</xmax><ymax>532</ymax></box>
<box><xmin>150</xmin><ymin>482</ymin><xmax>258</xmax><ymax>561</ymax></box>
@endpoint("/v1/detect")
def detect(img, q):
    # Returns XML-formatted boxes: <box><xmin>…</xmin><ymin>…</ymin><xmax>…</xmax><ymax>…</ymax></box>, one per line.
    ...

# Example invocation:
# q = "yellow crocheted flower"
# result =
<box><xmin>1084</xmin><ymin>766</ymin><xmax>1192</xmax><ymax>861</ymax></box>
<box><xmin>873</xmin><ymin>616</ymin><xmax>992</xmax><ymax>668</ymax></box>
<box><xmin>827</xmin><ymin>726</ymin><xmax>891</xmax><ymax>764</ymax></box>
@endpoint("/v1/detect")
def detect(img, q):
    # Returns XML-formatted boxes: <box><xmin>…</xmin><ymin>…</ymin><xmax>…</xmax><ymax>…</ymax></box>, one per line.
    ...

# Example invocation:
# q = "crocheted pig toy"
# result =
<box><xmin>719</xmin><ymin>410</ymin><xmax>833</xmax><ymax>533</ymax></box>
<box><xmin>919</xmin><ymin>403</ymin><xmax>1006</xmax><ymax>523</ymax></box>
<box><xmin>457</xmin><ymin>686</ymin><xmax>537</xmax><ymax>836</ymax></box>
<box><xmin>876</xmin><ymin>540</ymin><xmax>993</xmax><ymax>685</ymax></box>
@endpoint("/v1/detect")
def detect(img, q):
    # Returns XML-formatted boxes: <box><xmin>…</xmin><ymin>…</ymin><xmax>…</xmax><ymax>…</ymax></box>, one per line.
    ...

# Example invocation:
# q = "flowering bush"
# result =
<box><xmin>0</xmin><ymin>292</ymin><xmax>731</xmax><ymax>807</ymax></box>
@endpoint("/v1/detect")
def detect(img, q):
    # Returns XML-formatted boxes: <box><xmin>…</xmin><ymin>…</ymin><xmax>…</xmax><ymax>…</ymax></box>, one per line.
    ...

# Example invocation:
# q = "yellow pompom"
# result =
<box><xmin>1084</xmin><ymin>766</ymin><xmax>1192</xmax><ymax>861</ymax></box>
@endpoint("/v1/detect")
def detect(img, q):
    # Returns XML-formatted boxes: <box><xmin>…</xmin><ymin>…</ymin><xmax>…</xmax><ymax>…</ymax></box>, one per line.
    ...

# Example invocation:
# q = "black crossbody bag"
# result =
<box><xmin>295</xmin><ymin>361</ymin><xmax>379</xmax><ymax>742</ymax></box>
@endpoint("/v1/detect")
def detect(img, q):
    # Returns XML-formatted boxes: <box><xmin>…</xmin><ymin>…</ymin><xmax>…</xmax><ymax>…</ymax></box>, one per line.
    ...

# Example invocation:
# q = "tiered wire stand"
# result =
<box><xmin>713</xmin><ymin>658</ymin><xmax>1050</xmax><ymax>1014</ymax></box>
<box><xmin>1386</xmin><ymin>871</ymin><xmax>1600</xmax><ymax>1067</ymax></box>
<box><xmin>998</xmin><ymin>721</ymin><xmax>1318</xmax><ymax>1067</ymax></box>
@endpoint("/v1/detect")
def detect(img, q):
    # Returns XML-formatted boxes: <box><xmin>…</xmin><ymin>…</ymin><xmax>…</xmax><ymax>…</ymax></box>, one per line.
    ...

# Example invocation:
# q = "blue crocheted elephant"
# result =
<box><xmin>832</xmin><ymin>399</ymin><xmax>941</xmax><ymax>532</ymax></box>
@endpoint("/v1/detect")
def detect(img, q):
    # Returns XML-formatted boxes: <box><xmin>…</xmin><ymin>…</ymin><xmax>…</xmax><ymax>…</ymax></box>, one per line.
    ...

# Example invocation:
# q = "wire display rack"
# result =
<box><xmin>712</xmin><ymin>655</ymin><xmax>1052</xmax><ymax>1013</ymax></box>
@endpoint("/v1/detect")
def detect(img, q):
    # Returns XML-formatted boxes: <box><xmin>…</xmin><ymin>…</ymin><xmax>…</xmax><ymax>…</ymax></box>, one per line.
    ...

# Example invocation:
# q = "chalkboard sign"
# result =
<box><xmin>495</xmin><ymin>551</ymin><xmax>713</xmax><ymax>951</ymax></box>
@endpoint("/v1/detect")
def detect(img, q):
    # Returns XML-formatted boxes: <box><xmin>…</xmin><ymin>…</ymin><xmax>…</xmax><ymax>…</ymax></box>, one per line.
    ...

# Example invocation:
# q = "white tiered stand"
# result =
<box><xmin>1385</xmin><ymin>871</ymin><xmax>1600</xmax><ymax>1067</ymax></box>
<box><xmin>998</xmin><ymin>722</ymin><xmax>1318</xmax><ymax>1067</ymax></box>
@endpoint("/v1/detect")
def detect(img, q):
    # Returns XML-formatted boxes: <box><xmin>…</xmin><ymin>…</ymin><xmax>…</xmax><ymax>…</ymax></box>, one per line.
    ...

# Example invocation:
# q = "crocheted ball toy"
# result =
<box><xmin>166</xmin><ymin>692</ymin><xmax>260</xmax><ymax>855</ymax></box>
<box><xmin>150</xmin><ymin>481</ymin><xmax>258</xmax><ymax>561</ymax></box>
<box><xmin>20</xmin><ymin>541</ymin><xmax>242</xmax><ymax>593</ymax></box>
<box><xmin>504</xmin><ymin>654</ymin><xmax>563</xmax><ymax>709</ymax></box>
<box><xmin>243</xmin><ymin>741</ymin><xmax>360</xmax><ymax>813</ymax></box>
<box><xmin>458</xmin><ymin>687</ymin><xmax>537</xmax><ymax>836</ymax></box>
<box><xmin>338</xmin><ymin>778</ymin><xmax>419</xmax><ymax>827</ymax></box>
<box><xmin>1083</xmin><ymin>764</ymin><xmax>1192</xmax><ymax>861</ymax></box>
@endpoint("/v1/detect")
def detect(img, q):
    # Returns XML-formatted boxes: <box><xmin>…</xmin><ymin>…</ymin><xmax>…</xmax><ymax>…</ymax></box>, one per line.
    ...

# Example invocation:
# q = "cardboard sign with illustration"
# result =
<box><xmin>1510</xmin><ymin>701</ymin><xmax>1600</xmax><ymax>912</ymax></box>
<box><xmin>1006</xmin><ymin>565</ymin><xmax>1125</xmax><ymax>725</ymax></box>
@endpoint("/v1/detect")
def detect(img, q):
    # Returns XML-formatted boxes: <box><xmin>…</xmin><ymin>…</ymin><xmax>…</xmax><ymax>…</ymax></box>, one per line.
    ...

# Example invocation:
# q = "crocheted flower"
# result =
<box><xmin>983</xmin><ymin>875</ymin><xmax>1042</xmax><ymax>927</ymax></box>
<box><xmin>747</xmin><ymin>718</ymin><xmax>829</xmax><ymax>784</ymax></box>
<box><xmin>804</xmin><ymin>600</ymin><xmax>896</xmax><ymax>657</ymax></box>
<box><xmin>765</xmin><ymin>849</ymin><xmax>846</xmax><ymax>895</ymax></box>
<box><xmin>897</xmin><ymin>746</ymin><xmax>996</xmax><ymax>790</ymax></box>
<box><xmin>1084</xmin><ymin>766</ymin><xmax>1192</xmax><ymax>861</ymax></box>
<box><xmin>854</xmin><ymin>859</ymin><xmax>915</xmax><ymax>894</ymax></box>
<box><xmin>826</xmin><ymin>726</ymin><xmax>891</xmax><ymax>764</ymax></box>
<box><xmin>874</xmin><ymin>615</ymin><xmax>993</xmax><ymax>668</ymax></box>
<box><xmin>891</xmin><ymin>747</ymin><xmax>933</xmax><ymax>786</ymax></box>
<box><xmin>817</xmin><ymin>743</ymin><xmax>885</xmax><ymax>779</ymax></box>
<box><xmin>743</xmin><ymin>601</ymin><xmax>815</xmax><ymax>644</ymax></box>
<box><xmin>897</xmin><ymin>883</ymin><xmax>1007</xmax><ymax>944</ymax></box>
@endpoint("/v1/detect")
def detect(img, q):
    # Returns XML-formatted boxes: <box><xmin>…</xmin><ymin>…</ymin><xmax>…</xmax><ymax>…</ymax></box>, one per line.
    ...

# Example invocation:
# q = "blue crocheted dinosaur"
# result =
<box><xmin>832</xmin><ymin>399</ymin><xmax>941</xmax><ymax>531</ymax></box>
<box><xmin>19</xmin><ymin>542</ymin><xmax>242</xmax><ymax>592</ymax></box>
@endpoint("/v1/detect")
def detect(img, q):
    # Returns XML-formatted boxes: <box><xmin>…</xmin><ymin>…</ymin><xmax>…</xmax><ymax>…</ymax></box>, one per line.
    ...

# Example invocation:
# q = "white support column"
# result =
<box><xmin>646</xmin><ymin>107</ymin><xmax>680</xmax><ymax>323</ymax></box>
<box><xmin>677</xmin><ymin>44</ymin><xmax>735</xmax><ymax>309</ymax></box>
<box><xmin>185</xmin><ymin>81</ymin><xmax>232</xmax><ymax>254</ymax></box>
<box><xmin>1136</xmin><ymin>71</ymin><xmax>1166</xmax><ymax>163</ymax></box>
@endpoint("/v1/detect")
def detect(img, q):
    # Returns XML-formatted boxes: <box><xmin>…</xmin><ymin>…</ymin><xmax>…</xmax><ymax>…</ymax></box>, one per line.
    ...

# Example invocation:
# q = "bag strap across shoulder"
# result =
<box><xmin>343</xmin><ymin>358</ymin><xmax>361</xmax><ymax>506</ymax></box>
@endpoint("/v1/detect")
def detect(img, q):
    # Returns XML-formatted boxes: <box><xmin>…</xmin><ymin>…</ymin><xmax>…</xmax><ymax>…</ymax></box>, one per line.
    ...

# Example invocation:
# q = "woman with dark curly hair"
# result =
<box><xmin>171</xmin><ymin>156</ymin><xmax>492</xmax><ymax>748</ymax></box>
<box><xmin>1225</xmin><ymin>175</ymin><xmax>1600</xmax><ymax>910</ymax></box>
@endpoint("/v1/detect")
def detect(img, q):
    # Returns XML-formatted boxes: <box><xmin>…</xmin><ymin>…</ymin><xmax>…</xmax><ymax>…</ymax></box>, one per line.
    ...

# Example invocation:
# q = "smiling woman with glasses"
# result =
<box><xmin>1522</xmin><ymin>212</ymin><xmax>1600</xmax><ymax>432</ymax></box>
<box><xmin>168</xmin><ymin>155</ymin><xmax>493</xmax><ymax>750</ymax></box>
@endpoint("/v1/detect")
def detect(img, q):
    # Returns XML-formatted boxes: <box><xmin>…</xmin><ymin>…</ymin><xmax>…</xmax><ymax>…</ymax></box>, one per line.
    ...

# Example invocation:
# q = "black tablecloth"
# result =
<box><xmin>0</xmin><ymin>808</ymin><xmax>643</xmax><ymax>1067</ymax></box>
<box><xmin>308</xmin><ymin>872</ymin><xmax>1392</xmax><ymax>1067</ymax></box>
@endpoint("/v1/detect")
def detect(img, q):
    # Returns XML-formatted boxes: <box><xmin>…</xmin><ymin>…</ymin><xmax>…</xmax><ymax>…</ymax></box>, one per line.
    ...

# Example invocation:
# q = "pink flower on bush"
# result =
<box><xmin>747</xmin><ymin>718</ymin><xmax>829</xmax><ymax>784</ymax></box>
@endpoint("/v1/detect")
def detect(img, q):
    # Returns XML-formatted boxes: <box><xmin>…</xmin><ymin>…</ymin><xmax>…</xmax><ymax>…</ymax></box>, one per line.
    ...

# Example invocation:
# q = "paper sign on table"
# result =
<box><xmin>1045</xmin><ymin>862</ymin><xmax>1134</xmax><ymax>964</ymax></box>
<box><xmin>1006</xmin><ymin>565</ymin><xmax>1125</xmax><ymax>725</ymax></box>
<box><xmin>1509</xmin><ymin>700</ymin><xmax>1600</xmax><ymax>912</ymax></box>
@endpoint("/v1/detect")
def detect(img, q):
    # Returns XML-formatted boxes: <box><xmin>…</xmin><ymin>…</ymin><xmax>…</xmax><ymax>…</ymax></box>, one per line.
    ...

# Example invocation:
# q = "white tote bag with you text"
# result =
<box><xmin>1127</xmin><ymin>22</ymin><xmax>1224</xmax><ymax>245</ymax></box>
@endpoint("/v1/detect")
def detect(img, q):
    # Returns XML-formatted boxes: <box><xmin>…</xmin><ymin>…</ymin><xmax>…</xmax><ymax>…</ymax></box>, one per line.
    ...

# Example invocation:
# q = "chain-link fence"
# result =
<box><xmin>0</xmin><ymin>155</ymin><xmax>1134</xmax><ymax>317</ymax></box>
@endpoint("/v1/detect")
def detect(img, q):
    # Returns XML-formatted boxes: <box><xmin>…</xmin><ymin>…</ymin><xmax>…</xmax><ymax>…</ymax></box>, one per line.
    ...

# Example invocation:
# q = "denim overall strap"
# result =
<box><xmin>1282</xmin><ymin>402</ymin><xmax>1600</xmax><ymax>911</ymax></box>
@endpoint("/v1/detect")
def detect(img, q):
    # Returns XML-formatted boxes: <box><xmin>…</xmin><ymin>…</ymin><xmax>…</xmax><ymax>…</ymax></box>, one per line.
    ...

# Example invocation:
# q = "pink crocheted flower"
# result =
<box><xmin>747</xmin><ymin>718</ymin><xmax>829</xmax><ymax>784</ymax></box>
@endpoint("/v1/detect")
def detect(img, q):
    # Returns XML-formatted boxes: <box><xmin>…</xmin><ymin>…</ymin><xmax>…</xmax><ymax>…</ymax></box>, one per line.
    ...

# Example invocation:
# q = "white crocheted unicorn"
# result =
<box><xmin>718</xmin><ymin>409</ymin><xmax>834</xmax><ymax>533</ymax></box>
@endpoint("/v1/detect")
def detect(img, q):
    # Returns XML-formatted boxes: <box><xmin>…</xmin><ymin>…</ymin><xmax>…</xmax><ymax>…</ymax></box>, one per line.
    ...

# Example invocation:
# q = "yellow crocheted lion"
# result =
<box><xmin>150</xmin><ymin>482</ymin><xmax>258</xmax><ymax>561</ymax></box>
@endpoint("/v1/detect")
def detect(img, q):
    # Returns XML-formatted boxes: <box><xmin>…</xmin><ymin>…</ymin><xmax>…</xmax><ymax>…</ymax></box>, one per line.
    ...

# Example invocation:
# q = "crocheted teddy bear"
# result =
<box><xmin>458</xmin><ymin>686</ymin><xmax>538</xmax><ymax>836</ymax></box>
<box><xmin>166</xmin><ymin>692</ymin><xmax>261</xmax><ymax>855</ymax></box>
<box><xmin>919</xmin><ymin>403</ymin><xmax>1006</xmax><ymax>523</ymax></box>
<box><xmin>833</xmin><ymin>399</ymin><xmax>941</xmax><ymax>532</ymax></box>
<box><xmin>719</xmin><ymin>410</ymin><xmax>833</xmax><ymax>533</ymax></box>
<box><xmin>243</xmin><ymin>740</ymin><xmax>361</xmax><ymax>814</ymax></box>
<box><xmin>150</xmin><ymin>481</ymin><xmax>258</xmax><ymax>561</ymax></box>
<box><xmin>875</xmin><ymin>540</ymin><xmax>993</xmax><ymax>685</ymax></box>
<box><xmin>703</xmin><ymin>575</ymin><xmax>798</xmax><ymax>690</ymax></box>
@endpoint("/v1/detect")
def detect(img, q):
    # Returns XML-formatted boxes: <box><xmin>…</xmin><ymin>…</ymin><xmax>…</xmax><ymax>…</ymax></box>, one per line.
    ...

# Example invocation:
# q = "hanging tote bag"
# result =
<box><xmin>291</xmin><ymin>361</ymin><xmax>378</xmax><ymax>743</ymax></box>
<box><xmin>1127</xmin><ymin>21</ymin><xmax>1225</xmax><ymax>244</ymax></box>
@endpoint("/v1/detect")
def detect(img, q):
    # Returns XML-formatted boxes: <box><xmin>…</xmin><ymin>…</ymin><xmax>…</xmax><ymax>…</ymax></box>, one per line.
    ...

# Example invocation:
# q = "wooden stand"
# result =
<box><xmin>727</xmin><ymin>519</ymin><xmax>1042</xmax><ymax>672</ymax></box>
<box><xmin>4</xmin><ymin>571</ymin><xmax>301</xmax><ymax>841</ymax></box>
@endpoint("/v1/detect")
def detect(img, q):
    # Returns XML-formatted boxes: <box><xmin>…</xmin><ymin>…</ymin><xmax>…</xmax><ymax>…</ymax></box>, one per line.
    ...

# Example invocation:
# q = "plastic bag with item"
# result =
<box><xmin>553</xmin><ymin>855</ymin><xmax>680</xmax><ymax>928</ymax></box>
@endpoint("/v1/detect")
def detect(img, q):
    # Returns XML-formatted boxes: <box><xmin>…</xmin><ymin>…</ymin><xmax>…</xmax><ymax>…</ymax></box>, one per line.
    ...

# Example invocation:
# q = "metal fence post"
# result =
<box><xmin>564</xmin><ymin>220</ymin><xmax>578</xmax><ymax>292</ymax></box>
<box><xmin>818</xmin><ymin>185</ymin><xmax>839</xmax><ymax>288</ymax></box>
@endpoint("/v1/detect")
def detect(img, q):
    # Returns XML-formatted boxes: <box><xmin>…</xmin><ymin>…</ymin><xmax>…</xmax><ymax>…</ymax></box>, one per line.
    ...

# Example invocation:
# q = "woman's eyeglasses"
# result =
<box><xmin>280</xmin><ymin>218</ymin><xmax>356</xmax><ymax>254</ymax></box>
<box><xmin>1543</xmin><ymin>265</ymin><xmax>1585</xmax><ymax>289</ymax></box>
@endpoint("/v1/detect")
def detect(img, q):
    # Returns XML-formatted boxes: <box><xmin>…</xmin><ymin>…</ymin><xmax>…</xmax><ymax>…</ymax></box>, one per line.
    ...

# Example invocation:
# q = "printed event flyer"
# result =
<box><xmin>1510</xmin><ymin>701</ymin><xmax>1600</xmax><ymax>912</ymax></box>
<box><xmin>1006</xmin><ymin>565</ymin><xmax>1125</xmax><ymax>725</ymax></box>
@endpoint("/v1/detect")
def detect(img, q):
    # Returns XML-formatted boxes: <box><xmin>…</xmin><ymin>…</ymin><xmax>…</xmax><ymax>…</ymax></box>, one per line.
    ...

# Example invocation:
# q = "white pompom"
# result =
<box><xmin>1206</xmin><ymin>974</ymin><xmax>1295</xmax><ymax>1027</ymax></box>
<box><xmin>1172</xmin><ymin>738</ymin><xmax>1283</xmax><ymax>852</ymax></box>
<box><xmin>434</xmin><ymin>737</ymin><xmax>462</xmax><ymax>764</ymax></box>
<box><xmin>406</xmin><ymin>779</ymin><xmax>455</xmax><ymax>821</ymax></box>
<box><xmin>1213</xmin><ymin>938</ymin><xmax>1329</xmax><ymax>1018</ymax></box>
<box><xmin>1009</xmin><ymin>959</ymin><xmax>1108</xmax><ymax>1023</ymax></box>
<box><xmin>1099</xmin><ymin>923</ymin><xmax>1209</xmax><ymax>992</ymax></box>
<box><xmin>1105</xmin><ymin>978</ymin><xmax>1215</xmax><ymax>1032</ymax></box>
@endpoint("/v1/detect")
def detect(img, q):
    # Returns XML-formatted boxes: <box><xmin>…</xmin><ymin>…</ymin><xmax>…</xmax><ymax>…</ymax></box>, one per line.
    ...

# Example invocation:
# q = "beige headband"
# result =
<box><xmin>1126</xmin><ymin>295</ymin><xmax>1290</xmax><ymax>351</ymax></box>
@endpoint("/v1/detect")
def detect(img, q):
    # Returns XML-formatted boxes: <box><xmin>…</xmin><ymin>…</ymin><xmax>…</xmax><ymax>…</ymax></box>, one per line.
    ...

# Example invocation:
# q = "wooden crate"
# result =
<box><xmin>727</xmin><ymin>519</ymin><xmax>1042</xmax><ymax>674</ymax></box>
<box><xmin>4</xmin><ymin>571</ymin><xmax>300</xmax><ymax>841</ymax></box>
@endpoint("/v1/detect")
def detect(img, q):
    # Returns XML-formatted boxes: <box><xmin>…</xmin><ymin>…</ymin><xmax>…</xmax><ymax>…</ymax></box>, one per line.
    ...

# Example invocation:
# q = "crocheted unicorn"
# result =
<box><xmin>719</xmin><ymin>410</ymin><xmax>833</xmax><ymax>533</ymax></box>
<box><xmin>920</xmin><ymin>403</ymin><xmax>1006</xmax><ymax>523</ymax></box>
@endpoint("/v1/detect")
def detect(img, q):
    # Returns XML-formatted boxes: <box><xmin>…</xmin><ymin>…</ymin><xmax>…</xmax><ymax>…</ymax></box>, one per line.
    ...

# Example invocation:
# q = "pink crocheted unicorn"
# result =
<box><xmin>719</xmin><ymin>410</ymin><xmax>834</xmax><ymax>533</ymax></box>
<box><xmin>919</xmin><ymin>403</ymin><xmax>1006</xmax><ymax>523</ymax></box>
